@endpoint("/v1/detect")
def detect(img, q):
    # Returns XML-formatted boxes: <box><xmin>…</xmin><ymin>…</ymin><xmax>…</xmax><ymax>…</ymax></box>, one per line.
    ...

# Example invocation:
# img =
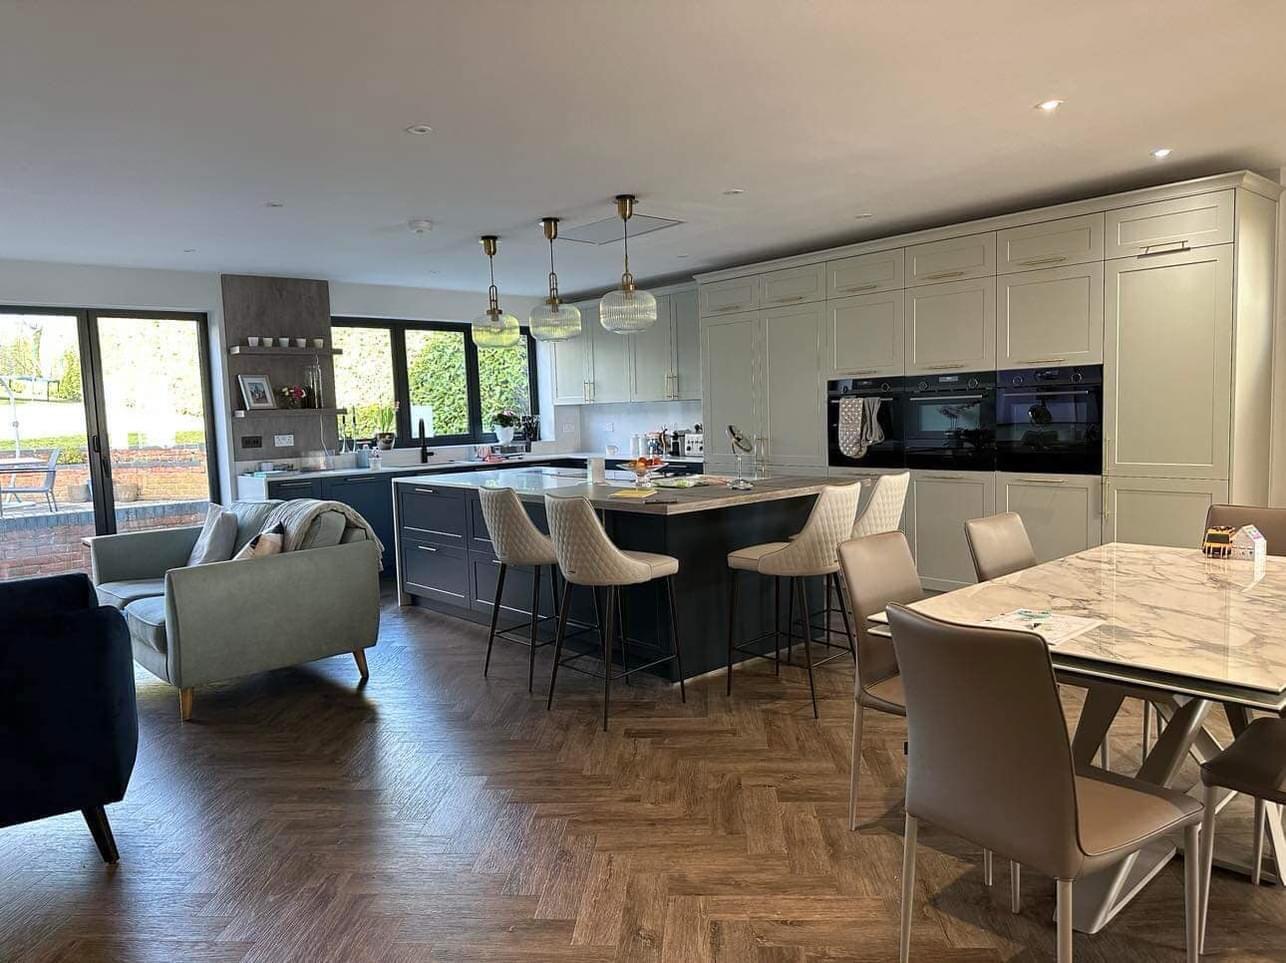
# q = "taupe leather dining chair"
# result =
<box><xmin>887</xmin><ymin>604</ymin><xmax>1204</xmax><ymax>963</ymax></box>
<box><xmin>1198</xmin><ymin>716</ymin><xmax>1286</xmax><ymax>951</ymax></box>
<box><xmin>964</xmin><ymin>511</ymin><xmax>1037</xmax><ymax>582</ymax></box>
<box><xmin>1204</xmin><ymin>504</ymin><xmax>1286</xmax><ymax>554</ymax></box>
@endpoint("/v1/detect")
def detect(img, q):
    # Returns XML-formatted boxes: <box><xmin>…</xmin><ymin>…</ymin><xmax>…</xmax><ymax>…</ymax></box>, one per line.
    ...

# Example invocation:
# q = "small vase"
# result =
<box><xmin>375</xmin><ymin>432</ymin><xmax>396</xmax><ymax>451</ymax></box>
<box><xmin>493</xmin><ymin>425</ymin><xmax>515</xmax><ymax>444</ymax></box>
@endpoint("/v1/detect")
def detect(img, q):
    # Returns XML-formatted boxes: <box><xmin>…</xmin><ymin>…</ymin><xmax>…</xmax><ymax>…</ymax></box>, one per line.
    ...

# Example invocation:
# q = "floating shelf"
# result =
<box><xmin>233</xmin><ymin>407</ymin><xmax>347</xmax><ymax>419</ymax></box>
<box><xmin>228</xmin><ymin>345</ymin><xmax>342</xmax><ymax>356</ymax></box>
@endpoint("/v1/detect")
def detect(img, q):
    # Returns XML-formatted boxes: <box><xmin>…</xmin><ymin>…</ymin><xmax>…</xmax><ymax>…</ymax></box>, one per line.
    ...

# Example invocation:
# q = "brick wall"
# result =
<box><xmin>16</xmin><ymin>444</ymin><xmax>211</xmax><ymax>503</ymax></box>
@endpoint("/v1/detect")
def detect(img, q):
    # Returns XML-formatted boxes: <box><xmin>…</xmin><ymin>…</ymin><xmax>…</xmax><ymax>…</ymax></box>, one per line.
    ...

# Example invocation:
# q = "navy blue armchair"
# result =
<box><xmin>0</xmin><ymin>573</ymin><xmax>138</xmax><ymax>862</ymax></box>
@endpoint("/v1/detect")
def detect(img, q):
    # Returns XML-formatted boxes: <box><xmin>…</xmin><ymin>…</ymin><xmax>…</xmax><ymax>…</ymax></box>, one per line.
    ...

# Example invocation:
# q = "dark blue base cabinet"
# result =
<box><xmin>396</xmin><ymin>484</ymin><xmax>822</xmax><ymax>681</ymax></box>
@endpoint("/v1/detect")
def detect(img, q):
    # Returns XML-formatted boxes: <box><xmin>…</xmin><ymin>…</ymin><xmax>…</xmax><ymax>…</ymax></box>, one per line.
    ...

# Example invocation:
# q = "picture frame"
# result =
<box><xmin>238</xmin><ymin>373</ymin><xmax>276</xmax><ymax>410</ymax></box>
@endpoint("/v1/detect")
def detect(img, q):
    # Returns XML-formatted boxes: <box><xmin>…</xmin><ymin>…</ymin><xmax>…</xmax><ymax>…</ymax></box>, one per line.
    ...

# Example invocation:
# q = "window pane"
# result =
<box><xmin>333</xmin><ymin>325</ymin><xmax>395</xmax><ymax>439</ymax></box>
<box><xmin>477</xmin><ymin>335</ymin><xmax>533</xmax><ymax>426</ymax></box>
<box><xmin>405</xmin><ymin>329</ymin><xmax>469</xmax><ymax>438</ymax></box>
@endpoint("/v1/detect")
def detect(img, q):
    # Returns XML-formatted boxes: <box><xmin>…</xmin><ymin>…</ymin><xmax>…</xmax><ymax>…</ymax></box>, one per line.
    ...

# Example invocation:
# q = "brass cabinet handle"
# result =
<box><xmin>922</xmin><ymin>362</ymin><xmax>967</xmax><ymax>370</ymax></box>
<box><xmin>1138</xmin><ymin>241</ymin><xmax>1191</xmax><ymax>257</ymax></box>
<box><xmin>836</xmin><ymin>281</ymin><xmax>880</xmax><ymax>293</ymax></box>
<box><xmin>920</xmin><ymin>269</ymin><xmax>967</xmax><ymax>280</ymax></box>
<box><xmin>1014</xmin><ymin>255</ymin><xmax>1068</xmax><ymax>266</ymax></box>
<box><xmin>1014</xmin><ymin>477</ymin><xmax>1067</xmax><ymax>485</ymax></box>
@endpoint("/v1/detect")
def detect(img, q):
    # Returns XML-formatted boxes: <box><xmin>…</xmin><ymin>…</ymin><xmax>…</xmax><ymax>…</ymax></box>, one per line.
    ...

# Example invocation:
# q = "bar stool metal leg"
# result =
<box><xmin>601</xmin><ymin>586</ymin><xmax>617</xmax><ymax>731</ymax></box>
<box><xmin>527</xmin><ymin>565</ymin><xmax>541</xmax><ymax>693</ymax></box>
<box><xmin>547</xmin><ymin>580</ymin><xmax>572</xmax><ymax>711</ymax></box>
<box><xmin>784</xmin><ymin>575</ymin><xmax>795</xmax><ymax>666</ymax></box>
<box><xmin>773</xmin><ymin>575</ymin><xmax>782</xmax><ymax>675</ymax></box>
<box><xmin>484</xmin><ymin>562</ymin><xmax>508</xmax><ymax>677</ymax></box>
<box><xmin>725</xmin><ymin>571</ymin><xmax>739</xmax><ymax>695</ymax></box>
<box><xmin>795</xmin><ymin>577</ymin><xmax>819</xmax><ymax>719</ymax></box>
<box><xmin>666</xmin><ymin>575</ymin><xmax>685</xmax><ymax>703</ymax></box>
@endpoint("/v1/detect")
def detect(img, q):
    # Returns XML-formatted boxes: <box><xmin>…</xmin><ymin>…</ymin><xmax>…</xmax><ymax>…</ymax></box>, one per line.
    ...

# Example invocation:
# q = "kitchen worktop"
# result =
<box><xmin>393</xmin><ymin>466</ymin><xmax>834</xmax><ymax>516</ymax></box>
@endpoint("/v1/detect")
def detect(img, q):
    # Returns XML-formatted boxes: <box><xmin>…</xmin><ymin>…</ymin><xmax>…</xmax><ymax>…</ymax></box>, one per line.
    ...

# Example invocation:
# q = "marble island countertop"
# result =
<box><xmin>393</xmin><ymin>467</ymin><xmax>835</xmax><ymax>516</ymax></box>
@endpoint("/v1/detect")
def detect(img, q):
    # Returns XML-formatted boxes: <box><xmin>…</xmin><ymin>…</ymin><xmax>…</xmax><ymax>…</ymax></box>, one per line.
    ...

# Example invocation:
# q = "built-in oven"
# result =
<box><xmin>827</xmin><ymin>376</ymin><xmax>905</xmax><ymax>468</ymax></box>
<box><xmin>903</xmin><ymin>371</ymin><xmax>996</xmax><ymax>470</ymax></box>
<box><xmin>994</xmin><ymin>365</ymin><xmax>1102</xmax><ymax>474</ymax></box>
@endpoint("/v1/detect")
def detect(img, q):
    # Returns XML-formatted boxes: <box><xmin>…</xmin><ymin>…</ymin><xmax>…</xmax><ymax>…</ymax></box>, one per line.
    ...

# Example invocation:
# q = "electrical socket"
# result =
<box><xmin>273</xmin><ymin>434</ymin><xmax>295</xmax><ymax>447</ymax></box>
<box><xmin>240</xmin><ymin>435</ymin><xmax>263</xmax><ymax>449</ymax></box>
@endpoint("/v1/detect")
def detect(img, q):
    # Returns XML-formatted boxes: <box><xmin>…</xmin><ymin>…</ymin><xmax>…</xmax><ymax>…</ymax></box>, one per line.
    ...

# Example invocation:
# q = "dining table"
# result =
<box><xmin>867</xmin><ymin>541</ymin><xmax>1286</xmax><ymax>935</ymax></box>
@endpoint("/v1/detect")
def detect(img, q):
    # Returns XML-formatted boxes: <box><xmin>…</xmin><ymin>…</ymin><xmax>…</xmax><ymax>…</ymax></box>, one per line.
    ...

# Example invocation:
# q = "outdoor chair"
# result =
<box><xmin>0</xmin><ymin>449</ymin><xmax>60</xmax><ymax>516</ymax></box>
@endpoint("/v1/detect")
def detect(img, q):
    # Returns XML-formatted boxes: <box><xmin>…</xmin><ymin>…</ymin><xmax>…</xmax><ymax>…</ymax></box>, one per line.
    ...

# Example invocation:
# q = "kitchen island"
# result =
<box><xmin>392</xmin><ymin>467</ymin><xmax>848</xmax><ymax>679</ymax></box>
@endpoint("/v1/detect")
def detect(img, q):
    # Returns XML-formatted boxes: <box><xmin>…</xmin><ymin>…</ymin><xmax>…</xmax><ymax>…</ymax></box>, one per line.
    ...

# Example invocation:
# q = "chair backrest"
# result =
<box><xmin>1205</xmin><ymin>503</ymin><xmax>1286</xmax><ymax>557</ymax></box>
<box><xmin>544</xmin><ymin>494</ymin><xmax>651</xmax><ymax>586</ymax></box>
<box><xmin>888</xmin><ymin>604</ymin><xmax>1083</xmax><ymax>878</ymax></box>
<box><xmin>838</xmin><ymin>531</ymin><xmax>923</xmax><ymax>690</ymax></box>
<box><xmin>42</xmin><ymin>448</ymin><xmax>61</xmax><ymax>483</ymax></box>
<box><xmin>756</xmin><ymin>481</ymin><xmax>861</xmax><ymax>576</ymax></box>
<box><xmin>964</xmin><ymin>512</ymin><xmax>1037</xmax><ymax>581</ymax></box>
<box><xmin>852</xmin><ymin>471</ymin><xmax>910</xmax><ymax>539</ymax></box>
<box><xmin>479</xmin><ymin>487</ymin><xmax>553</xmax><ymax>565</ymax></box>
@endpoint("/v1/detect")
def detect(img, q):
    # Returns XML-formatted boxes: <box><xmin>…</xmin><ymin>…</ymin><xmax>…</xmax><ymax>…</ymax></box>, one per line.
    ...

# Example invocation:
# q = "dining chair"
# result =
<box><xmin>0</xmin><ymin>448</ymin><xmax>60</xmax><ymax>517</ymax></box>
<box><xmin>887</xmin><ymin>604</ymin><xmax>1204</xmax><ymax>963</ymax></box>
<box><xmin>964</xmin><ymin>511</ymin><xmax>1036</xmax><ymax>581</ymax></box>
<box><xmin>1197</xmin><ymin>716</ymin><xmax>1286</xmax><ymax>951</ymax></box>
<box><xmin>1204</xmin><ymin>503</ymin><xmax>1286</xmax><ymax>554</ymax></box>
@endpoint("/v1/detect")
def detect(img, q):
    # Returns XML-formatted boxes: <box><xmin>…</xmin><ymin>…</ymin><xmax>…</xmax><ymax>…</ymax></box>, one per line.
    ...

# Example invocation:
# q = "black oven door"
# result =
<box><xmin>903</xmin><ymin>372</ymin><xmax>996</xmax><ymax>470</ymax></box>
<box><xmin>995</xmin><ymin>365</ymin><xmax>1102</xmax><ymax>474</ymax></box>
<box><xmin>827</xmin><ymin>377</ymin><xmax>904</xmax><ymax>468</ymax></box>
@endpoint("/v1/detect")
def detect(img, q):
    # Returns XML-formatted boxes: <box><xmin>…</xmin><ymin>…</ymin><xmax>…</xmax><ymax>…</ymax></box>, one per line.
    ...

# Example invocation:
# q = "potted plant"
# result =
<box><xmin>279</xmin><ymin>384</ymin><xmax>307</xmax><ymax>410</ymax></box>
<box><xmin>491</xmin><ymin>409</ymin><xmax>520</xmax><ymax>444</ymax></box>
<box><xmin>373</xmin><ymin>403</ymin><xmax>398</xmax><ymax>450</ymax></box>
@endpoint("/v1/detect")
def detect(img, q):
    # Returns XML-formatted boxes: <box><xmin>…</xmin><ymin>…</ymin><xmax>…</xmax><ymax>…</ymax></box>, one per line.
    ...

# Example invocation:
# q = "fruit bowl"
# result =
<box><xmin>625</xmin><ymin>456</ymin><xmax>667</xmax><ymax>488</ymax></box>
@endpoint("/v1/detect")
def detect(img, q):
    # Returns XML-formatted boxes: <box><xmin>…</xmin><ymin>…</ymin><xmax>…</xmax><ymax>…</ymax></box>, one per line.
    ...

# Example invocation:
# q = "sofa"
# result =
<box><xmin>90</xmin><ymin>500</ymin><xmax>381</xmax><ymax>721</ymax></box>
<box><xmin>0</xmin><ymin>573</ymin><xmax>138</xmax><ymax>862</ymax></box>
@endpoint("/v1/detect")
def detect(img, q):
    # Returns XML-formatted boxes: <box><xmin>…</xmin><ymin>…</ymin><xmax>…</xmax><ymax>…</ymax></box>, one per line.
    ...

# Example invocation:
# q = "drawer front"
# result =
<box><xmin>827</xmin><ymin>249</ymin><xmax>904</xmax><ymax>298</ymax></box>
<box><xmin>267</xmin><ymin>478</ymin><xmax>321</xmax><ymax>500</ymax></box>
<box><xmin>699</xmin><ymin>276</ymin><xmax>760</xmax><ymax>317</ymax></box>
<box><xmin>400</xmin><ymin>538</ymin><xmax>469</xmax><ymax>604</ymax></box>
<box><xmin>906</xmin><ymin>232</ymin><xmax>996</xmax><ymax>285</ymax></box>
<box><xmin>398</xmin><ymin>484</ymin><xmax>467</xmax><ymax>545</ymax></box>
<box><xmin>468</xmin><ymin>496</ymin><xmax>549</xmax><ymax>549</ymax></box>
<box><xmin>760</xmin><ymin>263</ymin><xmax>826</xmax><ymax>307</ymax></box>
<box><xmin>998</xmin><ymin>213</ymin><xmax>1104</xmax><ymax>273</ymax></box>
<box><xmin>1104</xmin><ymin>190</ymin><xmax>1234</xmax><ymax>258</ymax></box>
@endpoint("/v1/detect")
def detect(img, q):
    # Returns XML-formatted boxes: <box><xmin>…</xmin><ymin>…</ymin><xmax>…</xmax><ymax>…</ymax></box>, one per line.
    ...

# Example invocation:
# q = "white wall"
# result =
<box><xmin>576</xmin><ymin>400</ymin><xmax>702</xmax><ymax>454</ymax></box>
<box><xmin>1273</xmin><ymin>167</ymin><xmax>1286</xmax><ymax>506</ymax></box>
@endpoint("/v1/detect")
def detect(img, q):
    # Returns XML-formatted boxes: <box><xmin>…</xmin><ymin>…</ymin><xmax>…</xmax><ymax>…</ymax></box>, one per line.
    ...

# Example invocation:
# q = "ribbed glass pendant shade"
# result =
<box><xmin>599</xmin><ymin>286</ymin><xmax>658</xmax><ymax>333</ymax></box>
<box><xmin>529</xmin><ymin>299</ymin><xmax>582</xmax><ymax>342</ymax></box>
<box><xmin>471</xmin><ymin>308</ymin><xmax>520</xmax><ymax>348</ymax></box>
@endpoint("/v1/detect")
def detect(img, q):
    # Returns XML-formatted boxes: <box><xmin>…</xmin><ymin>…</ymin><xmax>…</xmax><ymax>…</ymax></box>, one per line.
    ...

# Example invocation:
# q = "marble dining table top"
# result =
<box><xmin>903</xmin><ymin>542</ymin><xmax>1286</xmax><ymax>699</ymax></box>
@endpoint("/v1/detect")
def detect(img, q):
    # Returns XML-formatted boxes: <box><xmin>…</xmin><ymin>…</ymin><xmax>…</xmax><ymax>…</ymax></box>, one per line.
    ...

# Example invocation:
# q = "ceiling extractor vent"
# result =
<box><xmin>560</xmin><ymin>212</ymin><xmax>683</xmax><ymax>245</ymax></box>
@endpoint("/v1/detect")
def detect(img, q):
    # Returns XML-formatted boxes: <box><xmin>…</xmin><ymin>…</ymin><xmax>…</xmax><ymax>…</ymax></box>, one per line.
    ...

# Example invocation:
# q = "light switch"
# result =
<box><xmin>273</xmin><ymin>434</ymin><xmax>295</xmax><ymax>447</ymax></box>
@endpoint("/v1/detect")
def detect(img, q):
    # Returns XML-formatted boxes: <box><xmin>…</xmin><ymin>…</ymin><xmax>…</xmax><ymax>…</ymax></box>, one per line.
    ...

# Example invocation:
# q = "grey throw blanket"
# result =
<box><xmin>261</xmin><ymin>498</ymin><xmax>385</xmax><ymax>569</ymax></box>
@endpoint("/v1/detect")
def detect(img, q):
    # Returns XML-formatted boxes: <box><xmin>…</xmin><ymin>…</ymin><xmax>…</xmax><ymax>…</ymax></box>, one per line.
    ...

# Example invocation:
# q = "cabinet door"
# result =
<box><xmin>760</xmin><ymin>263</ymin><xmax>826</xmax><ymax>307</ymax></box>
<box><xmin>630</xmin><ymin>294</ymin><xmax>674</xmax><ymax>402</ymax></box>
<box><xmin>825</xmin><ymin>291</ymin><xmax>905</xmax><ymax>377</ymax></box>
<box><xmin>671</xmin><ymin>288</ymin><xmax>701</xmax><ymax>400</ymax></box>
<box><xmin>998</xmin><ymin>213</ymin><xmax>1104</xmax><ymax>273</ymax></box>
<box><xmin>906</xmin><ymin>232</ymin><xmax>996</xmax><ymax>285</ymax></box>
<box><xmin>996</xmin><ymin>473</ymin><xmax>1101</xmax><ymax>563</ymax></box>
<box><xmin>321</xmin><ymin>474</ymin><xmax>395</xmax><ymax>568</ymax></box>
<box><xmin>550</xmin><ymin>302</ymin><xmax>593</xmax><ymax>405</ymax></box>
<box><xmin>1104</xmin><ymin>246</ymin><xmax>1232</xmax><ymax>479</ymax></box>
<box><xmin>904</xmin><ymin>277</ymin><xmax>996</xmax><ymax>374</ymax></box>
<box><xmin>909</xmin><ymin>470</ymin><xmax>996</xmax><ymax>591</ymax></box>
<box><xmin>1103</xmin><ymin>476</ymin><xmax>1228</xmax><ymax>549</ymax></box>
<box><xmin>762</xmin><ymin>303</ymin><xmax>826</xmax><ymax>467</ymax></box>
<box><xmin>998</xmin><ymin>262</ymin><xmax>1104</xmax><ymax>368</ymax></box>
<box><xmin>702</xmin><ymin>313</ymin><xmax>760</xmax><ymax>459</ymax></box>
<box><xmin>398</xmin><ymin>483</ymin><xmax>467</xmax><ymax>546</ymax></box>
<box><xmin>589</xmin><ymin>308</ymin><xmax>632</xmax><ymax>404</ymax></box>
<box><xmin>699</xmin><ymin>276</ymin><xmax>760</xmax><ymax>317</ymax></box>
<box><xmin>827</xmin><ymin>249</ymin><xmax>904</xmax><ymax>298</ymax></box>
<box><xmin>1104</xmin><ymin>190</ymin><xmax>1234</xmax><ymax>259</ymax></box>
<box><xmin>400</xmin><ymin>538</ymin><xmax>469</xmax><ymax>604</ymax></box>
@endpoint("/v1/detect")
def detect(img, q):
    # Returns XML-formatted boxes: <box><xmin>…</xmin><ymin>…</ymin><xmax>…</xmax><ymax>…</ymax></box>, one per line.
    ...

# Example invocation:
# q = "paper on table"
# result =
<box><xmin>980</xmin><ymin>609</ymin><xmax>1102</xmax><ymax>646</ymax></box>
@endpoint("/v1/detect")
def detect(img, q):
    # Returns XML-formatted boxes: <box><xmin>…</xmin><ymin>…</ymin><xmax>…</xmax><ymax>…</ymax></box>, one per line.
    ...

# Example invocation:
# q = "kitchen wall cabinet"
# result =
<box><xmin>997</xmin><ymin>261</ymin><xmax>1104</xmax><ymax>368</ymax></box>
<box><xmin>904</xmin><ymin>276</ymin><xmax>996</xmax><ymax>374</ymax></box>
<box><xmin>906</xmin><ymin>232</ymin><xmax>996</xmax><ymax>285</ymax></box>
<box><xmin>699</xmin><ymin>275</ymin><xmax>760</xmax><ymax>317</ymax></box>
<box><xmin>998</xmin><ymin>213</ymin><xmax>1104</xmax><ymax>273</ymax></box>
<box><xmin>671</xmin><ymin>288</ymin><xmax>701</xmax><ymax>400</ymax></box>
<box><xmin>909</xmin><ymin>469</ymin><xmax>996</xmax><ymax>591</ymax></box>
<box><xmin>996</xmin><ymin>472</ymin><xmax>1101</xmax><ymax>563</ymax></box>
<box><xmin>1102</xmin><ymin>476</ymin><xmax>1228</xmax><ymax>549</ymax></box>
<box><xmin>761</xmin><ymin>303</ymin><xmax>827</xmax><ymax>467</ymax></box>
<box><xmin>1103</xmin><ymin>246</ymin><xmax>1233</xmax><ymax>480</ymax></box>
<box><xmin>550</xmin><ymin>303</ymin><xmax>594</xmax><ymax>404</ymax></box>
<box><xmin>630</xmin><ymin>293</ymin><xmax>676</xmax><ymax>402</ymax></box>
<box><xmin>827</xmin><ymin>249</ymin><xmax>904</xmax><ymax>298</ymax></box>
<box><xmin>760</xmin><ymin>263</ymin><xmax>826</xmax><ymax>307</ymax></box>
<box><xmin>1104</xmin><ymin>190</ymin><xmax>1234</xmax><ymax>259</ymax></box>
<box><xmin>588</xmin><ymin>309</ymin><xmax>632</xmax><ymax>404</ymax></box>
<box><xmin>701</xmin><ymin>312</ymin><xmax>759</xmax><ymax>458</ymax></box>
<box><xmin>824</xmin><ymin>290</ymin><xmax>904</xmax><ymax>378</ymax></box>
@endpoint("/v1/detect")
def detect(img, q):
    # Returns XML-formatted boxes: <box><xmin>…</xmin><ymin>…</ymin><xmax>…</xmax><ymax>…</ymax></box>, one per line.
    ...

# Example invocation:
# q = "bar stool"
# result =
<box><xmin>478</xmin><ymin>487</ymin><xmax>561</xmax><ymax>693</ymax></box>
<box><xmin>725</xmin><ymin>481</ymin><xmax>861</xmax><ymax>718</ymax></box>
<box><xmin>543</xmin><ymin>494</ymin><xmax>685</xmax><ymax>731</ymax></box>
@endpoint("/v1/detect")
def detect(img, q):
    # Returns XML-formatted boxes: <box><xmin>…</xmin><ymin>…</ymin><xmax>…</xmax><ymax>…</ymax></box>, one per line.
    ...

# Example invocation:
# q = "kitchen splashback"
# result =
<box><xmin>578</xmin><ymin>400</ymin><xmax>702</xmax><ymax>453</ymax></box>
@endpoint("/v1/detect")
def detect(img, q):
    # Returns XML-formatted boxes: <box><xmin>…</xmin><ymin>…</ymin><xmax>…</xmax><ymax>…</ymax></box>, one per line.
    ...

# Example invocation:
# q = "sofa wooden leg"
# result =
<box><xmin>353</xmin><ymin>649</ymin><xmax>370</xmax><ymax>682</ymax></box>
<box><xmin>179</xmin><ymin>687</ymin><xmax>194</xmax><ymax>722</ymax></box>
<box><xmin>82</xmin><ymin>805</ymin><xmax>119</xmax><ymax>863</ymax></box>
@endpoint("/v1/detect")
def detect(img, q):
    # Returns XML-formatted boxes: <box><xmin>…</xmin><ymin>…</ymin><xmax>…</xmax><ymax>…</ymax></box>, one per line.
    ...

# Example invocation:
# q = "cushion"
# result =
<box><xmin>340</xmin><ymin>527</ymin><xmax>368</xmax><ymax>544</ymax></box>
<box><xmin>620</xmin><ymin>550</ymin><xmax>679</xmax><ymax>579</ymax></box>
<box><xmin>123</xmin><ymin>596</ymin><xmax>168</xmax><ymax>653</ymax></box>
<box><xmin>186</xmin><ymin>504</ymin><xmax>238</xmax><ymax>566</ymax></box>
<box><xmin>299</xmin><ymin>510</ymin><xmax>346</xmax><ymax>551</ymax></box>
<box><xmin>96</xmin><ymin>578</ymin><xmax>166</xmax><ymax>610</ymax></box>
<box><xmin>229</xmin><ymin>500</ymin><xmax>283</xmax><ymax>552</ymax></box>
<box><xmin>233</xmin><ymin>523</ymin><xmax>285</xmax><ymax>561</ymax></box>
<box><xmin>727</xmin><ymin>542</ymin><xmax>790</xmax><ymax>572</ymax></box>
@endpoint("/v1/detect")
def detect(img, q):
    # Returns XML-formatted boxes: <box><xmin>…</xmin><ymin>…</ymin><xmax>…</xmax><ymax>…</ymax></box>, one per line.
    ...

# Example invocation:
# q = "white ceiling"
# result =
<box><xmin>2</xmin><ymin>0</ymin><xmax>1285</xmax><ymax>299</ymax></box>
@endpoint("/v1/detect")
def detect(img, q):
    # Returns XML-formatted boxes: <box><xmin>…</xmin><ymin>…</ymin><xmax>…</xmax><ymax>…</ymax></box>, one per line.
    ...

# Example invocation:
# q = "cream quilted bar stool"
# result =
<box><xmin>544</xmin><ymin>494</ymin><xmax>685</xmax><ymax>731</ymax></box>
<box><xmin>478</xmin><ymin>487</ymin><xmax>561</xmax><ymax>693</ymax></box>
<box><xmin>725</xmin><ymin>481</ymin><xmax>861</xmax><ymax>718</ymax></box>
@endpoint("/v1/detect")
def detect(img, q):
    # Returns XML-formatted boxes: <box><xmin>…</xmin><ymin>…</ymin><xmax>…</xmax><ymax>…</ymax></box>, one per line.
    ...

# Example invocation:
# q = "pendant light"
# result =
<box><xmin>598</xmin><ymin>194</ymin><xmax>657</xmax><ymax>334</ymax></box>
<box><xmin>528</xmin><ymin>217</ymin><xmax>582</xmax><ymax>342</ymax></box>
<box><xmin>471</xmin><ymin>235</ymin><xmax>520</xmax><ymax>349</ymax></box>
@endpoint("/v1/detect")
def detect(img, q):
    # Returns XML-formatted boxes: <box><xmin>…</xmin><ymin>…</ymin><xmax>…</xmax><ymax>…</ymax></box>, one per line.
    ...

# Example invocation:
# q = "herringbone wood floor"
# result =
<box><xmin>2</xmin><ymin>591</ymin><xmax>1283</xmax><ymax>962</ymax></box>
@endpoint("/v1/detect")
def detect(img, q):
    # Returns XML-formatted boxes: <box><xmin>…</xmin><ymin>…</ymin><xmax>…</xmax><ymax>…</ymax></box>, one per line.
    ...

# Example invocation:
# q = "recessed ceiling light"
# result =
<box><xmin>1151</xmin><ymin>147</ymin><xmax>1173</xmax><ymax>159</ymax></box>
<box><xmin>265</xmin><ymin>201</ymin><xmax>284</xmax><ymax>208</ymax></box>
<box><xmin>407</xmin><ymin>218</ymin><xmax>434</xmax><ymax>234</ymax></box>
<box><xmin>676</xmin><ymin>253</ymin><xmax>690</xmax><ymax>258</ymax></box>
<box><xmin>722</xmin><ymin>188</ymin><xmax>745</xmax><ymax>195</ymax></box>
<box><xmin>404</xmin><ymin>124</ymin><xmax>433</xmax><ymax>135</ymax></box>
<box><xmin>1035</xmin><ymin>99</ymin><xmax>1064</xmax><ymax>112</ymax></box>
<box><xmin>854</xmin><ymin>212</ymin><xmax>874</xmax><ymax>219</ymax></box>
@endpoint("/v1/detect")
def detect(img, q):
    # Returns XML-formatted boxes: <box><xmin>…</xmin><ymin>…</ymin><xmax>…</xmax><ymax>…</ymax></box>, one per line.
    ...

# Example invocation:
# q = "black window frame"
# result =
<box><xmin>331</xmin><ymin>316</ymin><xmax>540</xmax><ymax>447</ymax></box>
